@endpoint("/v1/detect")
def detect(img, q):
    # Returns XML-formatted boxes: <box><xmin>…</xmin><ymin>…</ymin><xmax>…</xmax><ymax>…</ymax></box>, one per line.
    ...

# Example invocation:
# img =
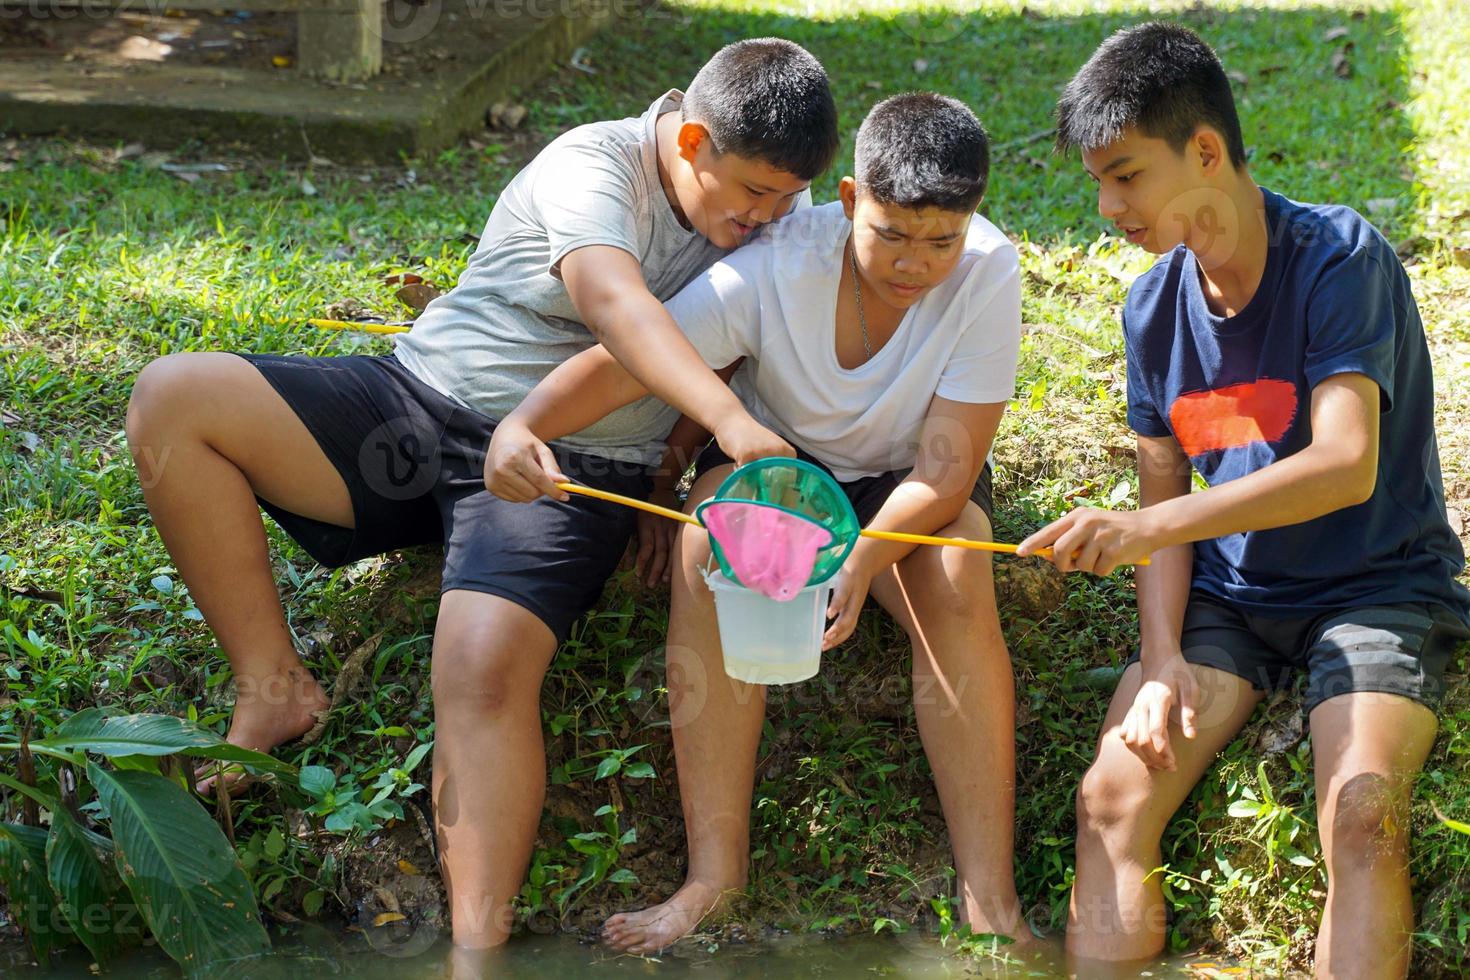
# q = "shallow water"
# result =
<box><xmin>10</xmin><ymin>926</ymin><xmax>1236</xmax><ymax>979</ymax></box>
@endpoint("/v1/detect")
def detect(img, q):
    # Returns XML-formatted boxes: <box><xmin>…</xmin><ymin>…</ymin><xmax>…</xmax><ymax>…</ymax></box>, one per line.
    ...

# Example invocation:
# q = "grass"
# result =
<box><xmin>3</xmin><ymin>0</ymin><xmax>1469</xmax><ymax>974</ymax></box>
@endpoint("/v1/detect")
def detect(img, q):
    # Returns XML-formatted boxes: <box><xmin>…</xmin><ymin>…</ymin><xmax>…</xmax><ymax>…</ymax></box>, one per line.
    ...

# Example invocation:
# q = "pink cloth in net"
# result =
<box><xmin>701</xmin><ymin>501</ymin><xmax>833</xmax><ymax>601</ymax></box>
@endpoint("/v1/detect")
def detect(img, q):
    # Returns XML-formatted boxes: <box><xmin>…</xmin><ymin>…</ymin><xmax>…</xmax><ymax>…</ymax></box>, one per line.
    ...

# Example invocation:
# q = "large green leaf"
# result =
<box><xmin>39</xmin><ymin>708</ymin><xmax>221</xmax><ymax>755</ymax></box>
<box><xmin>88</xmin><ymin>764</ymin><xmax>270</xmax><ymax>976</ymax></box>
<box><xmin>185</xmin><ymin>742</ymin><xmax>298</xmax><ymax>780</ymax></box>
<box><xmin>37</xmin><ymin>710</ymin><xmax>296</xmax><ymax>778</ymax></box>
<box><xmin>45</xmin><ymin>807</ymin><xmax>142</xmax><ymax>967</ymax></box>
<box><xmin>0</xmin><ymin>823</ymin><xmax>73</xmax><ymax>967</ymax></box>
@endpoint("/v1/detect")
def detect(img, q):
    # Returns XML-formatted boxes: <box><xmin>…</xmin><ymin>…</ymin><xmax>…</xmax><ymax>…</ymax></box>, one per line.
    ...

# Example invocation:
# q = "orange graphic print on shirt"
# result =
<box><xmin>1168</xmin><ymin>379</ymin><xmax>1299</xmax><ymax>458</ymax></box>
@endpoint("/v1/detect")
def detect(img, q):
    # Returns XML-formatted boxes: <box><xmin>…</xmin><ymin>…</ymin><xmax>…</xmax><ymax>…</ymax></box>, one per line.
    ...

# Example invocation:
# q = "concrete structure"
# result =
<box><xmin>0</xmin><ymin>0</ymin><xmax>616</xmax><ymax>161</ymax></box>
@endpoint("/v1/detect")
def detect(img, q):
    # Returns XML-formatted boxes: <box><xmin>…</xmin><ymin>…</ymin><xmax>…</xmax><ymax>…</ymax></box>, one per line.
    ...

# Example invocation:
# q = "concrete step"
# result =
<box><xmin>0</xmin><ymin>0</ymin><xmax>611</xmax><ymax>161</ymax></box>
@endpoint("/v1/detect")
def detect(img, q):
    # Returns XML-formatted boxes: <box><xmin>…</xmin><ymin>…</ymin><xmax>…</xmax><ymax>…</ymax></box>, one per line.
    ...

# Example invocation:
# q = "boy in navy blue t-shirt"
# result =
<box><xmin>1018</xmin><ymin>22</ymin><xmax>1470</xmax><ymax>976</ymax></box>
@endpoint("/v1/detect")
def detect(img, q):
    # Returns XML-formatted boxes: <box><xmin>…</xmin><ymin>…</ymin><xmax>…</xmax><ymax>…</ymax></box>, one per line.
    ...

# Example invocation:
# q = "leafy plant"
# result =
<box><xmin>516</xmin><ymin>800</ymin><xmax>640</xmax><ymax>921</ymax></box>
<box><xmin>300</xmin><ymin>765</ymin><xmax>395</xmax><ymax>835</ymax></box>
<box><xmin>559</xmin><ymin>802</ymin><xmax>639</xmax><ymax>911</ymax></box>
<box><xmin>928</xmin><ymin>891</ymin><xmax>1018</xmax><ymax>962</ymax></box>
<box><xmin>1227</xmin><ymin>762</ymin><xmax>1318</xmax><ymax>876</ymax></box>
<box><xmin>0</xmin><ymin>709</ymin><xmax>288</xmax><ymax>974</ymax></box>
<box><xmin>295</xmin><ymin>740</ymin><xmax>430</xmax><ymax>835</ymax></box>
<box><xmin>590</xmin><ymin>743</ymin><xmax>654</xmax><ymax>782</ymax></box>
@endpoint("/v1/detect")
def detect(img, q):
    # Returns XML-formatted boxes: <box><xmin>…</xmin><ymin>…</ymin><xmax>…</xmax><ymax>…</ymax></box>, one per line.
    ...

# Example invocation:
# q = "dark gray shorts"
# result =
<box><xmin>236</xmin><ymin>352</ymin><xmax>652</xmax><ymax>645</ymax></box>
<box><xmin>1126</xmin><ymin>590</ymin><xmax>1469</xmax><ymax>715</ymax></box>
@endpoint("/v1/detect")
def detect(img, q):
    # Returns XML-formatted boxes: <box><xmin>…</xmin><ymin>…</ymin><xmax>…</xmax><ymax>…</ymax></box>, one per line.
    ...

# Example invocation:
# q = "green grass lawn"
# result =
<box><xmin>3</xmin><ymin>0</ymin><xmax>1469</xmax><ymax>974</ymax></box>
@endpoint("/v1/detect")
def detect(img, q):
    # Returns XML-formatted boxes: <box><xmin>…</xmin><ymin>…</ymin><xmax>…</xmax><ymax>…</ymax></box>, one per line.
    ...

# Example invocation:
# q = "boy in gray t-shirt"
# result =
<box><xmin>395</xmin><ymin>87</ymin><xmax>757</xmax><ymax>466</ymax></box>
<box><xmin>124</xmin><ymin>38</ymin><xmax>837</xmax><ymax>952</ymax></box>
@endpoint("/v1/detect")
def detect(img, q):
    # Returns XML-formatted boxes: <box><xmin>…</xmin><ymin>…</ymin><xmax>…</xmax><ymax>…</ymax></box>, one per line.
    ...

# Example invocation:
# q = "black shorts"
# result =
<box><xmin>236</xmin><ymin>352</ymin><xmax>652</xmax><ymax>644</ymax></box>
<box><xmin>1125</xmin><ymin>590</ymin><xmax>1469</xmax><ymax>715</ymax></box>
<box><xmin>691</xmin><ymin>442</ymin><xmax>994</xmax><ymax>526</ymax></box>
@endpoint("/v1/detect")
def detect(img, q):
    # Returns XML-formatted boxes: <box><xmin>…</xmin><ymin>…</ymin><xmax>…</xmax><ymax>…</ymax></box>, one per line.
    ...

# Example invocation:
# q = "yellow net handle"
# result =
<box><xmin>857</xmin><ymin>527</ymin><xmax>1045</xmax><ymax>558</ymax></box>
<box><xmin>309</xmin><ymin>318</ymin><xmax>411</xmax><ymax>335</ymax></box>
<box><xmin>310</xmin><ymin>319</ymin><xmax>1150</xmax><ymax>567</ymax></box>
<box><xmin>555</xmin><ymin>482</ymin><xmax>701</xmax><ymax>527</ymax></box>
<box><xmin>554</xmin><ymin>483</ymin><xmax>1149</xmax><ymax>565</ymax></box>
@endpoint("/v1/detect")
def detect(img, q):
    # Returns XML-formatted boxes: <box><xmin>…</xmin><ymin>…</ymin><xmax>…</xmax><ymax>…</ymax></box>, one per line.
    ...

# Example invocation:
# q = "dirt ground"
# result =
<box><xmin>2</xmin><ymin>2</ymin><xmax>480</xmax><ymax>78</ymax></box>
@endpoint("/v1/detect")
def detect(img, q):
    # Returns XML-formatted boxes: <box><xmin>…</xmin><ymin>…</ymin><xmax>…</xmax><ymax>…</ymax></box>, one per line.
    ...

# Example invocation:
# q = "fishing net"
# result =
<box><xmin>695</xmin><ymin>458</ymin><xmax>860</xmax><ymax>600</ymax></box>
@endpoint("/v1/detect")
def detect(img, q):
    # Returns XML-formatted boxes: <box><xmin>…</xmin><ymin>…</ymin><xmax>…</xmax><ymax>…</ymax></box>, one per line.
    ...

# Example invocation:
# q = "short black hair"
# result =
<box><xmin>854</xmin><ymin>92</ymin><xmax>989</xmax><ymax>213</ymax></box>
<box><xmin>682</xmin><ymin>37</ymin><xmax>839</xmax><ymax>182</ymax></box>
<box><xmin>1055</xmin><ymin>22</ymin><xmax>1247</xmax><ymax>168</ymax></box>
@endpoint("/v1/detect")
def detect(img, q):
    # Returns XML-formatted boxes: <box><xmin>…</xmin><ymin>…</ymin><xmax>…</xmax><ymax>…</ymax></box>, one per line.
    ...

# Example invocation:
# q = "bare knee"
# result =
<box><xmin>1076</xmin><ymin>762</ymin><xmax>1153</xmax><ymax>848</ymax></box>
<box><xmin>432</xmin><ymin>642</ymin><xmax>543</xmax><ymax>718</ymax></box>
<box><xmin>431</xmin><ymin>596</ymin><xmax>554</xmax><ymax>718</ymax></box>
<box><xmin>677</xmin><ymin>523</ymin><xmax>714</xmax><ymax>579</ymax></box>
<box><xmin>898</xmin><ymin>511</ymin><xmax>996</xmax><ymax>627</ymax></box>
<box><xmin>1326</xmin><ymin>773</ymin><xmax>1409</xmax><ymax>869</ymax></box>
<box><xmin>677</xmin><ymin>470</ymin><xmax>728</xmax><ymax>581</ymax></box>
<box><xmin>127</xmin><ymin>354</ymin><xmax>211</xmax><ymax>484</ymax></box>
<box><xmin>128</xmin><ymin>353</ymin><xmax>209</xmax><ymax>435</ymax></box>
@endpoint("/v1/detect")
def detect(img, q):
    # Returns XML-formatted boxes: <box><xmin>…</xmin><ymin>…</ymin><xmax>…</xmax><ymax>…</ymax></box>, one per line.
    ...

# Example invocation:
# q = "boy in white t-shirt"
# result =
<box><xmin>487</xmin><ymin>93</ymin><xmax>1026</xmax><ymax>951</ymax></box>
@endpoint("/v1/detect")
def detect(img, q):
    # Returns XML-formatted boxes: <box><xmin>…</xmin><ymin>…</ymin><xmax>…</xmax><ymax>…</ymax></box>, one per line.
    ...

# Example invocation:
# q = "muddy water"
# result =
<box><xmin>11</xmin><ymin>926</ymin><xmax>1239</xmax><ymax>979</ymax></box>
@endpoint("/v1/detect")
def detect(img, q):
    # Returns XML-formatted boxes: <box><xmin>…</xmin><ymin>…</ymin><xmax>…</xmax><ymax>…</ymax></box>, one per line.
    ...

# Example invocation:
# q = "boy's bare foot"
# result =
<box><xmin>600</xmin><ymin>878</ymin><xmax>738</xmax><ymax>955</ymax></box>
<box><xmin>196</xmin><ymin>659</ymin><xmax>329</xmax><ymax>796</ymax></box>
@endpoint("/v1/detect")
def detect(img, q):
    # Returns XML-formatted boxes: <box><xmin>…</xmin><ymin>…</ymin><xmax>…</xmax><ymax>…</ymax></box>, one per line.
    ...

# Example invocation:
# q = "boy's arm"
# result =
<box><xmin>485</xmin><ymin>345</ymin><xmax>738</xmax><ymax>504</ymax></box>
<box><xmin>822</xmin><ymin>396</ymin><xmax>1006</xmax><ymax>649</ymax></box>
<box><xmin>511</xmin><ymin>345</ymin><xmax>648</xmax><ymax>442</ymax></box>
<box><xmin>1017</xmin><ymin>372</ymin><xmax>1380</xmax><ymax>574</ymax></box>
<box><xmin>1120</xmin><ymin>434</ymin><xmax>1198</xmax><ymax>771</ymax></box>
<box><xmin>645</xmin><ymin>361</ymin><xmax>744</xmax><ymax>515</ymax></box>
<box><xmin>484</xmin><ymin>345</ymin><xmax>647</xmax><ymax>503</ymax></box>
<box><xmin>560</xmin><ymin>245</ymin><xmax>792</xmax><ymax>464</ymax></box>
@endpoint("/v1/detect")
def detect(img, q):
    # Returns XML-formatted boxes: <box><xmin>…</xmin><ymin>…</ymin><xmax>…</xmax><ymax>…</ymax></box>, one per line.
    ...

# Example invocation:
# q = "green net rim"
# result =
<box><xmin>696</xmin><ymin>458</ymin><xmax>861</xmax><ymax>588</ymax></box>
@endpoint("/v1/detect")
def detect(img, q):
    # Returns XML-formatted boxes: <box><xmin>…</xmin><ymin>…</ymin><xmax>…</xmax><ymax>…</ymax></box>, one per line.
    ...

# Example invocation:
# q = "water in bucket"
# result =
<box><xmin>703</xmin><ymin>569</ymin><xmax>831</xmax><ymax>684</ymax></box>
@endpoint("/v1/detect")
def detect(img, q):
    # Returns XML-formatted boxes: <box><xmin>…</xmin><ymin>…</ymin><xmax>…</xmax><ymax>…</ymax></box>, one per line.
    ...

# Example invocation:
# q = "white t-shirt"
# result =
<box><xmin>664</xmin><ymin>201</ymin><xmax>1022</xmax><ymax>481</ymax></box>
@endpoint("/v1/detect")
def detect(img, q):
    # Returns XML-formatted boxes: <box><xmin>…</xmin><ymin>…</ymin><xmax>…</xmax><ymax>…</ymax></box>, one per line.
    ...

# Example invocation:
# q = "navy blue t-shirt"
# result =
<box><xmin>1123</xmin><ymin>187</ymin><xmax>1470</xmax><ymax>621</ymax></box>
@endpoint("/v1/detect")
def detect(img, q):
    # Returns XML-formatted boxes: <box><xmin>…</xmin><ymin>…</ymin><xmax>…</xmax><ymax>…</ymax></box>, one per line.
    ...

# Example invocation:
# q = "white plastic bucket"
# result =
<box><xmin>702</xmin><ymin>569</ymin><xmax>830</xmax><ymax>685</ymax></box>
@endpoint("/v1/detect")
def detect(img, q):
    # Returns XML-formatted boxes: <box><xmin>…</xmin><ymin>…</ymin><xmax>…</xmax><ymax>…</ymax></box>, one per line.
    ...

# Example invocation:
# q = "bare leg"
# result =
<box><xmin>1067</xmin><ymin>662</ymin><xmax>1263</xmax><ymax>963</ymax></box>
<box><xmin>443</xmin><ymin>943</ymin><xmax>508</xmax><ymax>980</ymax></box>
<box><xmin>1309</xmin><ymin>692</ymin><xmax>1437</xmax><ymax>980</ymax></box>
<box><xmin>126</xmin><ymin>353</ymin><xmax>338</xmax><ymax>786</ymax></box>
<box><xmin>432</xmin><ymin>590</ymin><xmax>561</xmax><ymax>949</ymax></box>
<box><xmin>868</xmin><ymin>505</ymin><xmax>1027</xmax><ymax>941</ymax></box>
<box><xmin>602</xmin><ymin>466</ymin><xmax>759</xmax><ymax>954</ymax></box>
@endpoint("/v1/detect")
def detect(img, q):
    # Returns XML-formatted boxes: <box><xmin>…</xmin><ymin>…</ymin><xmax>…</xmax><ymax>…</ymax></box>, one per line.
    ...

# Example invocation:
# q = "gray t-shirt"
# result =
<box><xmin>392</xmin><ymin>91</ymin><xmax>728</xmax><ymax>465</ymax></box>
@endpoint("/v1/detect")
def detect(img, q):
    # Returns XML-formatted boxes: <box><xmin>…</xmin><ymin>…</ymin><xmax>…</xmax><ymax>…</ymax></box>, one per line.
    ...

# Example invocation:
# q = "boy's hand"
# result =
<box><xmin>1017</xmin><ymin>507</ymin><xmax>1158</xmax><ymax>575</ymax></box>
<box><xmin>632</xmin><ymin>486</ymin><xmax>679</xmax><ymax>587</ymax></box>
<box><xmin>485</xmin><ymin>421</ymin><xmax>570</xmax><ymax>503</ymax></box>
<box><xmin>713</xmin><ymin>415</ymin><xmax>795</xmax><ymax>465</ymax></box>
<box><xmin>1119</xmin><ymin>655</ymin><xmax>1199</xmax><ymax>771</ymax></box>
<box><xmin>822</xmin><ymin>563</ymin><xmax>874</xmax><ymax>650</ymax></box>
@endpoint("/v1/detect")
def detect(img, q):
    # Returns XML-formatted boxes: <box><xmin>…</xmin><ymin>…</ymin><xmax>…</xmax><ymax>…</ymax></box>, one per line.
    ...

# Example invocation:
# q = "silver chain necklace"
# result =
<box><xmin>847</xmin><ymin>241</ymin><xmax>872</xmax><ymax>360</ymax></box>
